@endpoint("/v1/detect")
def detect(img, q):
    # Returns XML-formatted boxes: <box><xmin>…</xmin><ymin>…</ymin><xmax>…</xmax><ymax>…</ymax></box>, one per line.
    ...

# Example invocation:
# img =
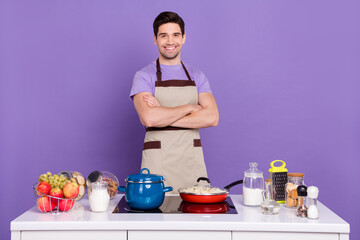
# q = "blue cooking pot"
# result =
<box><xmin>117</xmin><ymin>168</ymin><xmax>173</xmax><ymax>210</ymax></box>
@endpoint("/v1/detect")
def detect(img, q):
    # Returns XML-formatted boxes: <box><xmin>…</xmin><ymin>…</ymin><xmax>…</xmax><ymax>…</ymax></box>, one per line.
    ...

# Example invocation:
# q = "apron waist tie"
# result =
<box><xmin>146</xmin><ymin>126</ymin><xmax>192</xmax><ymax>132</ymax></box>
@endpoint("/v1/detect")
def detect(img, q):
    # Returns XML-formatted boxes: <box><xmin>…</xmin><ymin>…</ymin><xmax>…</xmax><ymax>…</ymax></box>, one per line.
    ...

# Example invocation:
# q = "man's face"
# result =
<box><xmin>154</xmin><ymin>23</ymin><xmax>186</xmax><ymax>61</ymax></box>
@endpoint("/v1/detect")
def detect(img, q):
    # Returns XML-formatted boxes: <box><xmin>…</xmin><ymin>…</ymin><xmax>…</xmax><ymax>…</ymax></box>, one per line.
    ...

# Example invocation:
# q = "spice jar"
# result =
<box><xmin>307</xmin><ymin>186</ymin><xmax>319</xmax><ymax>219</ymax></box>
<box><xmin>285</xmin><ymin>173</ymin><xmax>304</xmax><ymax>208</ymax></box>
<box><xmin>296</xmin><ymin>185</ymin><xmax>307</xmax><ymax>218</ymax></box>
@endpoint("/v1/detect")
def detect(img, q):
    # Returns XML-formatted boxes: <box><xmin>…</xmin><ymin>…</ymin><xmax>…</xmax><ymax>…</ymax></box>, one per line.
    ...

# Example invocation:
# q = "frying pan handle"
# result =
<box><xmin>196</xmin><ymin>177</ymin><xmax>210</xmax><ymax>183</ymax></box>
<box><xmin>224</xmin><ymin>179</ymin><xmax>243</xmax><ymax>191</ymax></box>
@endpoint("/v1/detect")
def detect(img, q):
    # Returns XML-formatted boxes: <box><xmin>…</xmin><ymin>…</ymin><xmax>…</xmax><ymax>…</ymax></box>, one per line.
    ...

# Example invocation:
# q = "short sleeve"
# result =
<box><xmin>194</xmin><ymin>70</ymin><xmax>212</xmax><ymax>94</ymax></box>
<box><xmin>129</xmin><ymin>71</ymin><xmax>154</xmax><ymax>100</ymax></box>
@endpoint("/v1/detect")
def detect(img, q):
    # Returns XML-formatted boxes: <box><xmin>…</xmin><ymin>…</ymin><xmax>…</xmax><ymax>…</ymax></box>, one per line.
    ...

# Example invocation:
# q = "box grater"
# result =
<box><xmin>268</xmin><ymin>160</ymin><xmax>288</xmax><ymax>203</ymax></box>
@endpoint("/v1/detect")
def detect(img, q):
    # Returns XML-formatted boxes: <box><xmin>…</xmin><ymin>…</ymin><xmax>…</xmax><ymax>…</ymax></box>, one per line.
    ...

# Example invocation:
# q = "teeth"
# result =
<box><xmin>165</xmin><ymin>46</ymin><xmax>175</xmax><ymax>50</ymax></box>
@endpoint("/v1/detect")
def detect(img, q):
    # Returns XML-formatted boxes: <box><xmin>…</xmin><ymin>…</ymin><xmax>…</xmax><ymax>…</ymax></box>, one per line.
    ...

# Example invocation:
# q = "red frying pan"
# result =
<box><xmin>178</xmin><ymin>177</ymin><xmax>243</xmax><ymax>204</ymax></box>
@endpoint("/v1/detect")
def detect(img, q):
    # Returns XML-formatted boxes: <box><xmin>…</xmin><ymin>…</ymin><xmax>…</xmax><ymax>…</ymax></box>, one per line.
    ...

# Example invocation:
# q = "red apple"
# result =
<box><xmin>49</xmin><ymin>187</ymin><xmax>63</xmax><ymax>205</ymax></box>
<box><xmin>58</xmin><ymin>199</ymin><xmax>75</xmax><ymax>212</ymax></box>
<box><xmin>36</xmin><ymin>196</ymin><xmax>55</xmax><ymax>212</ymax></box>
<box><xmin>63</xmin><ymin>182</ymin><xmax>79</xmax><ymax>199</ymax></box>
<box><xmin>36</xmin><ymin>181</ymin><xmax>51</xmax><ymax>196</ymax></box>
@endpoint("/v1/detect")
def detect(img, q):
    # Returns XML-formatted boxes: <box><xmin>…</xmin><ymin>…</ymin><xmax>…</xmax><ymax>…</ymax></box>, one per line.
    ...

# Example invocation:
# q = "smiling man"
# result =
<box><xmin>129</xmin><ymin>11</ymin><xmax>219</xmax><ymax>193</ymax></box>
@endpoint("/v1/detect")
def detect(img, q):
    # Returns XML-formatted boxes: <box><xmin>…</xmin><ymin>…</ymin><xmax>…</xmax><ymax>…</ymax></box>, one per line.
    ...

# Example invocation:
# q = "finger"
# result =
<box><xmin>147</xmin><ymin>102</ymin><xmax>155</xmax><ymax>107</ymax></box>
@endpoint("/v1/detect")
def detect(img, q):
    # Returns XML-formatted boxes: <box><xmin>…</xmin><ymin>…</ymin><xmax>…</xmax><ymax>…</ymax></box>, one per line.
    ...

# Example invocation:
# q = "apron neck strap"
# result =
<box><xmin>156</xmin><ymin>58</ymin><xmax>192</xmax><ymax>82</ymax></box>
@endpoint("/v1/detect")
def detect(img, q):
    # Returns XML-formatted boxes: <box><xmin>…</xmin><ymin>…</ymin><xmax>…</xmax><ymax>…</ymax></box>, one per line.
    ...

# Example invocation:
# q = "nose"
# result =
<box><xmin>167</xmin><ymin>35</ymin><xmax>174</xmax><ymax>44</ymax></box>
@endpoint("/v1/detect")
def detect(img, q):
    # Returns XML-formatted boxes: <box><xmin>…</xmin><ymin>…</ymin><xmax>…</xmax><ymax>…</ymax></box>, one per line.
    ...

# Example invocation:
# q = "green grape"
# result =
<box><xmin>47</xmin><ymin>172</ymin><xmax>52</xmax><ymax>176</ymax></box>
<box><xmin>54</xmin><ymin>174</ymin><xmax>59</xmax><ymax>179</ymax></box>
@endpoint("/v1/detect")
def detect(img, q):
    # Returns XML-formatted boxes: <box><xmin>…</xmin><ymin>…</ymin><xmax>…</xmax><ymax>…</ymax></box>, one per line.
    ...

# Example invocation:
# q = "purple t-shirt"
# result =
<box><xmin>129</xmin><ymin>61</ymin><xmax>212</xmax><ymax>100</ymax></box>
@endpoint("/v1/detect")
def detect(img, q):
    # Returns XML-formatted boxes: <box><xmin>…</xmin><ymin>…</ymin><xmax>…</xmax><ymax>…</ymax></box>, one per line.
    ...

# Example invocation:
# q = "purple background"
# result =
<box><xmin>1</xmin><ymin>0</ymin><xmax>359</xmax><ymax>239</ymax></box>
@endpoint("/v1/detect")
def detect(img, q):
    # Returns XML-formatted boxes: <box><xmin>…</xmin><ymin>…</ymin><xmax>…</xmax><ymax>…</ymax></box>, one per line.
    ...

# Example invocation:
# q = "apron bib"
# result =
<box><xmin>141</xmin><ymin>59</ymin><xmax>208</xmax><ymax>193</ymax></box>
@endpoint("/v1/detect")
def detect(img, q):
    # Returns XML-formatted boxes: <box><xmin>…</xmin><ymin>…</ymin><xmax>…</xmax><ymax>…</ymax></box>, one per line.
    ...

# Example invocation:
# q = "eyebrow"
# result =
<box><xmin>158</xmin><ymin>32</ymin><xmax>182</xmax><ymax>36</ymax></box>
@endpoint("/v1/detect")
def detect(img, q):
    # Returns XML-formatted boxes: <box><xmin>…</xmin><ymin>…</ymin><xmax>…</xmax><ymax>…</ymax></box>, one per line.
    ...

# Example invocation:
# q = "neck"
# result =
<box><xmin>158</xmin><ymin>54</ymin><xmax>181</xmax><ymax>65</ymax></box>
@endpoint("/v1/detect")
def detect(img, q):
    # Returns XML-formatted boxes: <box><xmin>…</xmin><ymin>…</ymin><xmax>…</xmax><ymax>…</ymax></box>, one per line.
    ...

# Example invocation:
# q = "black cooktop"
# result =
<box><xmin>113</xmin><ymin>196</ymin><xmax>238</xmax><ymax>214</ymax></box>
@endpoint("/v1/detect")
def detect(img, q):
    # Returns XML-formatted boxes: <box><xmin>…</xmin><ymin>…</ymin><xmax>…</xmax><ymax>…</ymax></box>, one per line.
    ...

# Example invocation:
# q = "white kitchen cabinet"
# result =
<box><xmin>20</xmin><ymin>231</ymin><xmax>127</xmax><ymax>240</ymax></box>
<box><xmin>233</xmin><ymin>231</ymin><xmax>341</xmax><ymax>240</ymax></box>
<box><xmin>11</xmin><ymin>195</ymin><xmax>350</xmax><ymax>240</ymax></box>
<box><xmin>128</xmin><ymin>230</ymin><xmax>231</xmax><ymax>240</ymax></box>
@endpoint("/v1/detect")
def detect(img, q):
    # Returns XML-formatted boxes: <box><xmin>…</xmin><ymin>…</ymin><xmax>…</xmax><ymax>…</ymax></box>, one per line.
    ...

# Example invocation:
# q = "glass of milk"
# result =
<box><xmin>89</xmin><ymin>182</ymin><xmax>110</xmax><ymax>212</ymax></box>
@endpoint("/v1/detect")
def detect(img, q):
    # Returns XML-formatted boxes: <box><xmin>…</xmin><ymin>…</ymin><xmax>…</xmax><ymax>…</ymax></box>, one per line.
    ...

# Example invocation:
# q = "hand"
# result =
<box><xmin>143</xmin><ymin>94</ymin><xmax>161</xmax><ymax>107</ymax></box>
<box><xmin>191</xmin><ymin>104</ymin><xmax>203</xmax><ymax>113</ymax></box>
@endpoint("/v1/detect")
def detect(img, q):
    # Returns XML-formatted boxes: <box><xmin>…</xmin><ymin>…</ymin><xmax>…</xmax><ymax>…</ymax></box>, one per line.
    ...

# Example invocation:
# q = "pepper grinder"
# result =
<box><xmin>307</xmin><ymin>186</ymin><xmax>319</xmax><ymax>219</ymax></box>
<box><xmin>296</xmin><ymin>185</ymin><xmax>307</xmax><ymax>218</ymax></box>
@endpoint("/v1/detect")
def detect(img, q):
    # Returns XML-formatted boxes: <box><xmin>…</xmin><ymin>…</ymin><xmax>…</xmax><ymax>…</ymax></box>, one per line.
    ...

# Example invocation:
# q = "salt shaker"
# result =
<box><xmin>296</xmin><ymin>185</ymin><xmax>307</xmax><ymax>217</ymax></box>
<box><xmin>307</xmin><ymin>186</ymin><xmax>319</xmax><ymax>219</ymax></box>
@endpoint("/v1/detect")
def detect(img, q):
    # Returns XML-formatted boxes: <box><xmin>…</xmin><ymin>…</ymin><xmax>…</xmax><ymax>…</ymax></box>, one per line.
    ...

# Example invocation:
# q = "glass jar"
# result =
<box><xmin>285</xmin><ymin>173</ymin><xmax>304</xmax><ymax>208</ymax></box>
<box><xmin>89</xmin><ymin>182</ymin><xmax>110</xmax><ymax>212</ymax></box>
<box><xmin>243</xmin><ymin>162</ymin><xmax>264</xmax><ymax>206</ymax></box>
<box><xmin>261</xmin><ymin>179</ymin><xmax>280</xmax><ymax>215</ymax></box>
<box><xmin>86</xmin><ymin>171</ymin><xmax>119</xmax><ymax>199</ymax></box>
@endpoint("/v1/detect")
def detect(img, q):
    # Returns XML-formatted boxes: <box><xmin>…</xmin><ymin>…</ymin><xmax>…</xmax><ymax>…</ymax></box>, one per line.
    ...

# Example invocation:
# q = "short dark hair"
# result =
<box><xmin>153</xmin><ymin>11</ymin><xmax>185</xmax><ymax>38</ymax></box>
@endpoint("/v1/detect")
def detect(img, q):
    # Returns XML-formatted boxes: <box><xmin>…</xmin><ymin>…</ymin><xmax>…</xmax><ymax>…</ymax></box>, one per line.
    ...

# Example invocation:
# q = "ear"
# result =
<box><xmin>154</xmin><ymin>34</ymin><xmax>158</xmax><ymax>45</ymax></box>
<box><xmin>182</xmin><ymin>33</ymin><xmax>186</xmax><ymax>44</ymax></box>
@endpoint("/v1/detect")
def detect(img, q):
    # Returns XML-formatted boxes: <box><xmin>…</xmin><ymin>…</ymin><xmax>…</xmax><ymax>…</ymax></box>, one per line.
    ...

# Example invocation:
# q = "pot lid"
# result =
<box><xmin>126</xmin><ymin>168</ymin><xmax>164</xmax><ymax>183</ymax></box>
<box><xmin>244</xmin><ymin>162</ymin><xmax>263</xmax><ymax>178</ymax></box>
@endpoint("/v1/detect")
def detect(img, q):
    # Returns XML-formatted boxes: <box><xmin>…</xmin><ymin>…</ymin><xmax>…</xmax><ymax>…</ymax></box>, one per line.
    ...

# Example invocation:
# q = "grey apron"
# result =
<box><xmin>141</xmin><ymin>59</ymin><xmax>208</xmax><ymax>193</ymax></box>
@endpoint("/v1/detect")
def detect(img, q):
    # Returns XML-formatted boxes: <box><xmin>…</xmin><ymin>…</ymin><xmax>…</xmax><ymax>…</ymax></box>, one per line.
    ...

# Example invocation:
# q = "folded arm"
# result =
<box><xmin>141</xmin><ymin>92</ymin><xmax>219</xmax><ymax>129</ymax></box>
<box><xmin>170</xmin><ymin>92</ymin><xmax>219</xmax><ymax>129</ymax></box>
<box><xmin>133</xmin><ymin>92</ymin><xmax>202</xmax><ymax>128</ymax></box>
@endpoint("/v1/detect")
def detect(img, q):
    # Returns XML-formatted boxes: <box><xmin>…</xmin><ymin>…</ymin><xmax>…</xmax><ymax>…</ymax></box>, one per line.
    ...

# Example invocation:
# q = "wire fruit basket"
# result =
<box><xmin>33</xmin><ymin>183</ymin><xmax>76</xmax><ymax>214</ymax></box>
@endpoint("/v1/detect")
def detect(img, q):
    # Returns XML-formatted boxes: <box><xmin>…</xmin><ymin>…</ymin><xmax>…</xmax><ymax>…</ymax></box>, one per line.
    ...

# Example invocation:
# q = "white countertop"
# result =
<box><xmin>11</xmin><ymin>194</ymin><xmax>349</xmax><ymax>234</ymax></box>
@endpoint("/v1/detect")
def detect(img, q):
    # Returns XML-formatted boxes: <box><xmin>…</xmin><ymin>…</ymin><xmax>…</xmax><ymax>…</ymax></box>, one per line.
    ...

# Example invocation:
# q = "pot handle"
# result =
<box><xmin>224</xmin><ymin>180</ymin><xmax>243</xmax><ymax>191</ymax></box>
<box><xmin>163</xmin><ymin>186</ymin><xmax>173</xmax><ymax>192</ymax></box>
<box><xmin>117</xmin><ymin>186</ymin><xmax>126</xmax><ymax>192</ymax></box>
<box><xmin>196</xmin><ymin>177</ymin><xmax>210</xmax><ymax>183</ymax></box>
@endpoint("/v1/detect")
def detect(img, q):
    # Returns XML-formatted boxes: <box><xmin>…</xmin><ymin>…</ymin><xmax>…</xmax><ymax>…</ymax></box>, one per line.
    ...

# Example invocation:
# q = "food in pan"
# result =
<box><xmin>179</xmin><ymin>186</ymin><xmax>226</xmax><ymax>194</ymax></box>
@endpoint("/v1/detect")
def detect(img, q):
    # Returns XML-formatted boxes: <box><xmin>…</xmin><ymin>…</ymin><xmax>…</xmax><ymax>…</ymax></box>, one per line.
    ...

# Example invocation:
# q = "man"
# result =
<box><xmin>129</xmin><ymin>11</ymin><xmax>219</xmax><ymax>192</ymax></box>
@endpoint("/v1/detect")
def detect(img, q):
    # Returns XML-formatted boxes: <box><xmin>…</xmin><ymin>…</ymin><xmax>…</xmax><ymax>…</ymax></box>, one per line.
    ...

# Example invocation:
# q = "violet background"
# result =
<box><xmin>1</xmin><ymin>0</ymin><xmax>359</xmax><ymax>239</ymax></box>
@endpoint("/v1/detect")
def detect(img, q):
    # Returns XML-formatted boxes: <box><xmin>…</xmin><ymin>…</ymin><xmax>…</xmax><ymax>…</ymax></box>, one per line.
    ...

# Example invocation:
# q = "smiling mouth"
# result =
<box><xmin>164</xmin><ymin>46</ymin><xmax>177</xmax><ymax>51</ymax></box>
